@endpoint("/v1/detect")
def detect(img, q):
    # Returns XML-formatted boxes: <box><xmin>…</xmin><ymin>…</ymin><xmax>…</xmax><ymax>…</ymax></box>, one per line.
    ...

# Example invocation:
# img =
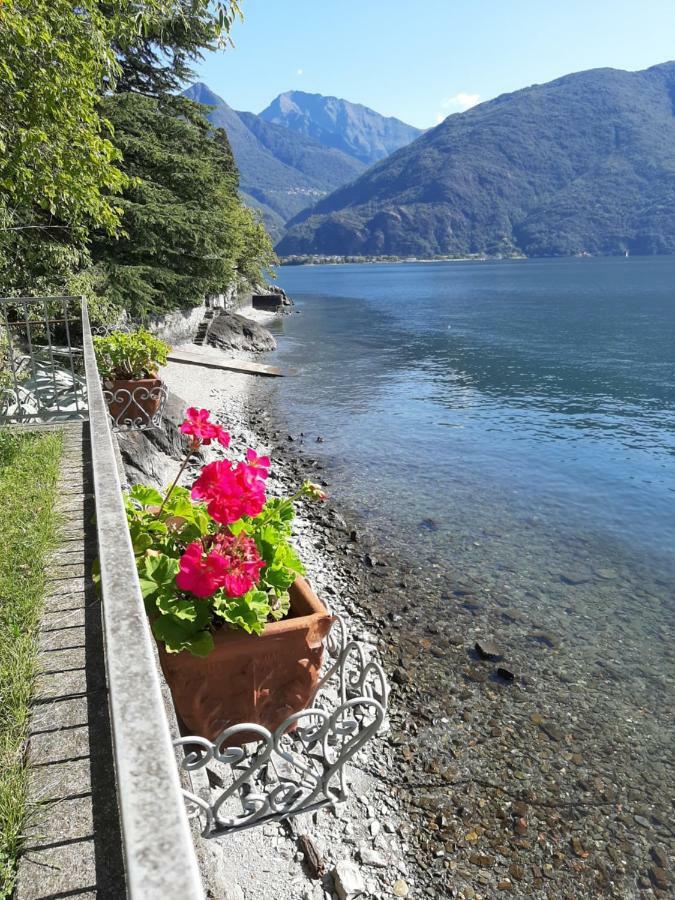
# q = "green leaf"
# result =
<box><xmin>152</xmin><ymin>615</ymin><xmax>213</xmax><ymax>656</ymax></box>
<box><xmin>213</xmin><ymin>589</ymin><xmax>270</xmax><ymax>635</ymax></box>
<box><xmin>138</xmin><ymin>553</ymin><xmax>179</xmax><ymax>599</ymax></box>
<box><xmin>269</xmin><ymin>590</ymin><xmax>290</xmax><ymax>621</ymax></box>
<box><xmin>263</xmin><ymin>565</ymin><xmax>295</xmax><ymax>592</ymax></box>
<box><xmin>128</xmin><ymin>484</ymin><xmax>164</xmax><ymax>508</ymax></box>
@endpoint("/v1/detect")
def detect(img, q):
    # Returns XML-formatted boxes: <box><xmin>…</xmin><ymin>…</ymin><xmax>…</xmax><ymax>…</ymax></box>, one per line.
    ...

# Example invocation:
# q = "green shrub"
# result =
<box><xmin>93</xmin><ymin>328</ymin><xmax>171</xmax><ymax>381</ymax></box>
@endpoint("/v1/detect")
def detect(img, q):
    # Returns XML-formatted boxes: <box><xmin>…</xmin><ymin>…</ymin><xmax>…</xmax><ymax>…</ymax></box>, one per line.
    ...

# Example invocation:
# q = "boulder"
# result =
<box><xmin>116</xmin><ymin>390</ymin><xmax>203</xmax><ymax>488</ymax></box>
<box><xmin>206</xmin><ymin>312</ymin><xmax>276</xmax><ymax>352</ymax></box>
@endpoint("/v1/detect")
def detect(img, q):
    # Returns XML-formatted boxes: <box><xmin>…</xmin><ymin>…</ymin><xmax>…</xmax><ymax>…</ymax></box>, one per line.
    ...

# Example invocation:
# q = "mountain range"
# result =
<box><xmin>278</xmin><ymin>62</ymin><xmax>675</xmax><ymax>258</ymax></box>
<box><xmin>183</xmin><ymin>84</ymin><xmax>419</xmax><ymax>240</ymax></box>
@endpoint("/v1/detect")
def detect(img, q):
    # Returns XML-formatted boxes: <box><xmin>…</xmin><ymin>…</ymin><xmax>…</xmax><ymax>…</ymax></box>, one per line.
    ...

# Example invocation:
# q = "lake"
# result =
<box><xmin>267</xmin><ymin>257</ymin><xmax>674</xmax><ymax>890</ymax></box>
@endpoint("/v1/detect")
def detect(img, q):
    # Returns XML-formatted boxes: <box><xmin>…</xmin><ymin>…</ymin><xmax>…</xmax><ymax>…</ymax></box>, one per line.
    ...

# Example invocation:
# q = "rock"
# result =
<box><xmin>392</xmin><ymin>879</ymin><xmax>410</xmax><ymax>897</ymax></box>
<box><xmin>475</xmin><ymin>638</ymin><xmax>502</xmax><ymax>660</ymax></box>
<box><xmin>528</xmin><ymin>631</ymin><xmax>560</xmax><ymax>649</ymax></box>
<box><xmin>419</xmin><ymin>518</ymin><xmax>439</xmax><ymax>531</ymax></box>
<box><xmin>392</xmin><ymin>667</ymin><xmax>409</xmax><ymax>686</ymax></box>
<box><xmin>509</xmin><ymin>863</ymin><xmax>525</xmax><ymax>881</ymax></box>
<box><xmin>650</xmin><ymin>867</ymin><xmax>670</xmax><ymax>890</ymax></box>
<box><xmin>332</xmin><ymin>861</ymin><xmax>365</xmax><ymax>900</ymax></box>
<box><xmin>221</xmin><ymin>886</ymin><xmax>245</xmax><ymax>900</ymax></box>
<box><xmin>634</xmin><ymin>815</ymin><xmax>651</xmax><ymax>829</ymax></box>
<box><xmin>559</xmin><ymin>570</ymin><xmax>591</xmax><ymax>585</ymax></box>
<box><xmin>651</xmin><ymin>846</ymin><xmax>668</xmax><ymax>869</ymax></box>
<box><xmin>540</xmin><ymin>721</ymin><xmax>564</xmax><ymax>741</ymax></box>
<box><xmin>298</xmin><ymin>833</ymin><xmax>326</xmax><ymax>878</ymax></box>
<box><xmin>359</xmin><ymin>847</ymin><xmax>387</xmax><ymax>868</ymax></box>
<box><xmin>514</xmin><ymin>818</ymin><xmax>528</xmax><ymax>835</ymax></box>
<box><xmin>502</xmin><ymin>608</ymin><xmax>527</xmax><ymax>624</ymax></box>
<box><xmin>469</xmin><ymin>853</ymin><xmax>494</xmax><ymax>867</ymax></box>
<box><xmin>207</xmin><ymin>311</ymin><xmax>277</xmax><ymax>352</ymax></box>
<box><xmin>496</xmin><ymin>666</ymin><xmax>516</xmax><ymax>682</ymax></box>
<box><xmin>570</xmin><ymin>837</ymin><xmax>588</xmax><ymax>858</ymax></box>
<box><xmin>462</xmin><ymin>598</ymin><xmax>485</xmax><ymax>613</ymax></box>
<box><xmin>463</xmin><ymin>666</ymin><xmax>488</xmax><ymax>683</ymax></box>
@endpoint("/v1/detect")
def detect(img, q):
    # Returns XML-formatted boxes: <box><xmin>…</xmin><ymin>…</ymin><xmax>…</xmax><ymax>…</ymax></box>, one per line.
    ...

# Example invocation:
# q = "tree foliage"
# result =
<box><xmin>92</xmin><ymin>93</ymin><xmax>274</xmax><ymax>317</ymax></box>
<box><xmin>0</xmin><ymin>0</ymin><xmax>251</xmax><ymax>306</ymax></box>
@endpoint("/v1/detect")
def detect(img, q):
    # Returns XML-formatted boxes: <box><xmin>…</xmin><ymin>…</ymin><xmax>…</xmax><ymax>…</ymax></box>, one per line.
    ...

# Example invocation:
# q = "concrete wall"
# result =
<box><xmin>146</xmin><ymin>304</ymin><xmax>205</xmax><ymax>345</ymax></box>
<box><xmin>144</xmin><ymin>282</ymin><xmax>256</xmax><ymax>346</ymax></box>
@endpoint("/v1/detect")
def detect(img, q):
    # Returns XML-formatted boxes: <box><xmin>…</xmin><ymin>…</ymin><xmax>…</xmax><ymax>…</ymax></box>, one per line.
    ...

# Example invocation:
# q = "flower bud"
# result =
<box><xmin>302</xmin><ymin>480</ymin><xmax>328</xmax><ymax>502</ymax></box>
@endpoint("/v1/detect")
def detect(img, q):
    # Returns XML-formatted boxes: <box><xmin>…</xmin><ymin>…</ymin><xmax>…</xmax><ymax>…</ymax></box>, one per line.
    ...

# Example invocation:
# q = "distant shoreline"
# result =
<box><xmin>278</xmin><ymin>254</ymin><xmax>523</xmax><ymax>266</ymax></box>
<box><xmin>276</xmin><ymin>251</ymin><xmax>648</xmax><ymax>266</ymax></box>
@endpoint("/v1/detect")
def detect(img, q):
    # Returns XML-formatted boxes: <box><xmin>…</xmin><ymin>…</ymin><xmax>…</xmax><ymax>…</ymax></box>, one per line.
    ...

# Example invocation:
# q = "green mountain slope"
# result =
<box><xmin>260</xmin><ymin>90</ymin><xmax>422</xmax><ymax>165</ymax></box>
<box><xmin>183</xmin><ymin>83</ymin><xmax>365</xmax><ymax>239</ymax></box>
<box><xmin>278</xmin><ymin>63</ymin><xmax>675</xmax><ymax>257</ymax></box>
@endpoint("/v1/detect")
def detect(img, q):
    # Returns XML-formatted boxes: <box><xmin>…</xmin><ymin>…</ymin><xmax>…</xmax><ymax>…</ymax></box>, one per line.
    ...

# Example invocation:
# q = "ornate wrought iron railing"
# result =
<box><xmin>176</xmin><ymin>615</ymin><xmax>388</xmax><ymax>838</ymax></box>
<box><xmin>0</xmin><ymin>295</ymin><xmax>87</xmax><ymax>424</ymax></box>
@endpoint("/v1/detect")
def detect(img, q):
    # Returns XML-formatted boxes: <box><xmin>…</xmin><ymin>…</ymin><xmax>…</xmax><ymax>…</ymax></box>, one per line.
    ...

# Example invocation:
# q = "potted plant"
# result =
<box><xmin>124</xmin><ymin>407</ymin><xmax>334</xmax><ymax>741</ymax></box>
<box><xmin>94</xmin><ymin>328</ymin><xmax>171</xmax><ymax>426</ymax></box>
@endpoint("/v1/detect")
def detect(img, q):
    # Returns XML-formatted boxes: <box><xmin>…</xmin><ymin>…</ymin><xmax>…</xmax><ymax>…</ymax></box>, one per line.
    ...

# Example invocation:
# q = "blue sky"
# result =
<box><xmin>194</xmin><ymin>1</ymin><xmax>675</xmax><ymax>128</ymax></box>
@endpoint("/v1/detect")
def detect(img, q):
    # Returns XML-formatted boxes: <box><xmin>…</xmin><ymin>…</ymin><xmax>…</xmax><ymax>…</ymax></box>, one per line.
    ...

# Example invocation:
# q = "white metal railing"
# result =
<box><xmin>0</xmin><ymin>295</ymin><xmax>87</xmax><ymax>424</ymax></box>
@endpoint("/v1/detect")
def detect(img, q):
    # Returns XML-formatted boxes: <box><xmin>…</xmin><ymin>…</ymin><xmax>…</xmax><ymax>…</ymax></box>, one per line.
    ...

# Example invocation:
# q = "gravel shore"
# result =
<box><xmin>160</xmin><ymin>341</ymin><xmax>416</xmax><ymax>900</ymax></box>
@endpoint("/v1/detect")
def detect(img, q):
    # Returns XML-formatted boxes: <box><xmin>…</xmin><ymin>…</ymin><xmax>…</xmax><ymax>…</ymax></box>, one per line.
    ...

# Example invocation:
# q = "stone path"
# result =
<box><xmin>15</xmin><ymin>423</ymin><xmax>126</xmax><ymax>900</ymax></box>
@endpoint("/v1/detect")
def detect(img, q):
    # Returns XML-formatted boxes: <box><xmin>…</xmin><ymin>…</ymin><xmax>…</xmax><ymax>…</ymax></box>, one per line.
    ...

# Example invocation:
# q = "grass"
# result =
<box><xmin>0</xmin><ymin>428</ymin><xmax>63</xmax><ymax>899</ymax></box>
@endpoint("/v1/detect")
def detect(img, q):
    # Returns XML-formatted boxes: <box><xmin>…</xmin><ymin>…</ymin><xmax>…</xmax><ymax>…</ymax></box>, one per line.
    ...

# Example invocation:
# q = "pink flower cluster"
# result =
<box><xmin>191</xmin><ymin>454</ymin><xmax>270</xmax><ymax>525</ymax></box>
<box><xmin>179</xmin><ymin>407</ymin><xmax>230</xmax><ymax>449</ymax></box>
<box><xmin>176</xmin><ymin>535</ymin><xmax>265</xmax><ymax>599</ymax></box>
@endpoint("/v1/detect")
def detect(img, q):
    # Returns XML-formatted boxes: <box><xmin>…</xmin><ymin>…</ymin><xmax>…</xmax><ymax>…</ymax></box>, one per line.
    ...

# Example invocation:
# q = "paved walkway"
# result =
<box><xmin>15</xmin><ymin>423</ymin><xmax>126</xmax><ymax>900</ymax></box>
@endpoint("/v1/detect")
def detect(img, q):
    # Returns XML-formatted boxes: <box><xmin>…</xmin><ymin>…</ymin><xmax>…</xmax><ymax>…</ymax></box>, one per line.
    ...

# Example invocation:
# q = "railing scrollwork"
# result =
<box><xmin>174</xmin><ymin>615</ymin><xmax>388</xmax><ymax>838</ymax></box>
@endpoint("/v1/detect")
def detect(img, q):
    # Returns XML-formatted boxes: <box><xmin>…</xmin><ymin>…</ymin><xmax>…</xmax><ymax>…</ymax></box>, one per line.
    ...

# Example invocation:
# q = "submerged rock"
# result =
<box><xmin>496</xmin><ymin>666</ymin><xmax>516</xmax><ymax>682</ymax></box>
<box><xmin>207</xmin><ymin>311</ymin><xmax>277</xmax><ymax>352</ymax></box>
<box><xmin>475</xmin><ymin>638</ymin><xmax>502</xmax><ymax>660</ymax></box>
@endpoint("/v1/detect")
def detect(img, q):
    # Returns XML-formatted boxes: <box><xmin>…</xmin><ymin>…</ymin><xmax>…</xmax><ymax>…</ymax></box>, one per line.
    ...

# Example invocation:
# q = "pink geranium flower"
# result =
<box><xmin>176</xmin><ymin>535</ymin><xmax>265</xmax><ymax>600</ymax></box>
<box><xmin>245</xmin><ymin>448</ymin><xmax>271</xmax><ymax>479</ymax></box>
<box><xmin>176</xmin><ymin>541</ymin><xmax>228</xmax><ymax>598</ymax></box>
<box><xmin>213</xmin><ymin>533</ymin><xmax>265</xmax><ymax>597</ymax></box>
<box><xmin>191</xmin><ymin>459</ymin><xmax>267</xmax><ymax>525</ymax></box>
<box><xmin>180</xmin><ymin>407</ymin><xmax>230</xmax><ymax>448</ymax></box>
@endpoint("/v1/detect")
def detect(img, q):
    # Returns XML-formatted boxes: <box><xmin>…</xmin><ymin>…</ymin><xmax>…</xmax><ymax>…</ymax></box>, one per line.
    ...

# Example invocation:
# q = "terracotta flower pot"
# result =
<box><xmin>157</xmin><ymin>577</ymin><xmax>335</xmax><ymax>743</ymax></box>
<box><xmin>104</xmin><ymin>376</ymin><xmax>163</xmax><ymax>426</ymax></box>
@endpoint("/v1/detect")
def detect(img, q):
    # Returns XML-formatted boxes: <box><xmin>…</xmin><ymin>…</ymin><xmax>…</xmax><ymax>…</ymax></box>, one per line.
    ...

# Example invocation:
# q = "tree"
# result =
<box><xmin>0</xmin><ymin>1</ymin><xmax>241</xmax><ymax>296</ymax></box>
<box><xmin>92</xmin><ymin>93</ymin><xmax>274</xmax><ymax>317</ymax></box>
<box><xmin>110</xmin><ymin>0</ymin><xmax>242</xmax><ymax>97</ymax></box>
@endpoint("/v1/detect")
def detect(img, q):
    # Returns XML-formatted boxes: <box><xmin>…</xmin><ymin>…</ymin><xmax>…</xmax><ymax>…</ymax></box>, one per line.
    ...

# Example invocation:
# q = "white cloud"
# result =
<box><xmin>441</xmin><ymin>91</ymin><xmax>481</xmax><ymax>112</ymax></box>
<box><xmin>296</xmin><ymin>68</ymin><xmax>304</xmax><ymax>76</ymax></box>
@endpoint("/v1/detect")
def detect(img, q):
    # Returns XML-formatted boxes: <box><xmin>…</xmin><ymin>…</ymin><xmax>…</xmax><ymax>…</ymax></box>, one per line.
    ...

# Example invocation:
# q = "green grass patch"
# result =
<box><xmin>0</xmin><ymin>428</ymin><xmax>63</xmax><ymax>898</ymax></box>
